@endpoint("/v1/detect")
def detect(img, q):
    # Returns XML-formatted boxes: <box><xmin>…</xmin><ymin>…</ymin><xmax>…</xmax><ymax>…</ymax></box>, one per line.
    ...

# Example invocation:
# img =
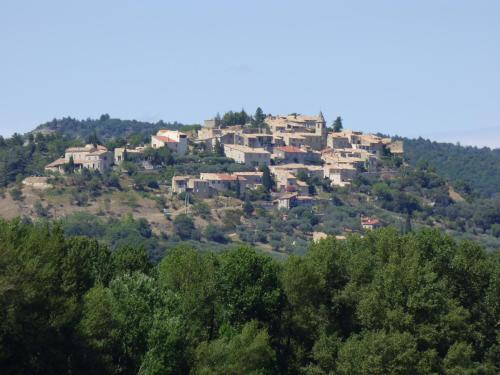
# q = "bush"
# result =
<box><xmin>10</xmin><ymin>187</ymin><xmax>23</xmax><ymax>201</ymax></box>
<box><xmin>173</xmin><ymin>214</ymin><xmax>196</xmax><ymax>240</ymax></box>
<box><xmin>204</xmin><ymin>224</ymin><xmax>228</xmax><ymax>243</ymax></box>
<box><xmin>193</xmin><ymin>202</ymin><xmax>211</xmax><ymax>219</ymax></box>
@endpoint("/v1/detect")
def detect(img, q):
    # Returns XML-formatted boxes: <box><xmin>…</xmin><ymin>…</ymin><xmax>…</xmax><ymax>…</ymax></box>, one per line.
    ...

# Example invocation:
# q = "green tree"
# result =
<box><xmin>79</xmin><ymin>272</ymin><xmax>159</xmax><ymax>375</ymax></box>
<box><xmin>216</xmin><ymin>247</ymin><xmax>284</xmax><ymax>327</ymax></box>
<box><xmin>64</xmin><ymin>155</ymin><xmax>76</xmax><ymax>174</ymax></box>
<box><xmin>332</xmin><ymin>116</ymin><xmax>343</xmax><ymax>132</ymax></box>
<box><xmin>86</xmin><ymin>130</ymin><xmax>101</xmax><ymax>146</ymax></box>
<box><xmin>112</xmin><ymin>246</ymin><xmax>152</xmax><ymax>275</ymax></box>
<box><xmin>243</xmin><ymin>196</ymin><xmax>254</xmax><ymax>217</ymax></box>
<box><xmin>260</xmin><ymin>165</ymin><xmax>273</xmax><ymax>192</ymax></box>
<box><xmin>173</xmin><ymin>214</ymin><xmax>196</xmax><ymax>240</ymax></box>
<box><xmin>204</xmin><ymin>223</ymin><xmax>228</xmax><ymax>243</ymax></box>
<box><xmin>214</xmin><ymin>138</ymin><xmax>225</xmax><ymax>156</ymax></box>
<box><xmin>253</xmin><ymin>107</ymin><xmax>265</xmax><ymax>126</ymax></box>
<box><xmin>194</xmin><ymin>321</ymin><xmax>275</xmax><ymax>375</ymax></box>
<box><xmin>335</xmin><ymin>331</ymin><xmax>421</xmax><ymax>375</ymax></box>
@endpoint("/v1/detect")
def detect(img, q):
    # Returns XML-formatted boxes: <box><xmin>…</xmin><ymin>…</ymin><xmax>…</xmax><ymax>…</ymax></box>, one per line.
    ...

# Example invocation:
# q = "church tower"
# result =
<box><xmin>316</xmin><ymin>111</ymin><xmax>327</xmax><ymax>146</ymax></box>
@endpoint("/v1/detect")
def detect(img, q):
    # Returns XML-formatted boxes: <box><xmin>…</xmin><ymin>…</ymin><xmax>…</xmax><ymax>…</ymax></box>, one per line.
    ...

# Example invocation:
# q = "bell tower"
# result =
<box><xmin>316</xmin><ymin>111</ymin><xmax>327</xmax><ymax>146</ymax></box>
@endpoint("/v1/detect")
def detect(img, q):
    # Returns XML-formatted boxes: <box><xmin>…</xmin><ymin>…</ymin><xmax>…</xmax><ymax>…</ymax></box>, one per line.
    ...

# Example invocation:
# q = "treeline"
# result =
<box><xmin>1</xmin><ymin>219</ymin><xmax>498</xmax><ymax>374</ymax></box>
<box><xmin>402</xmin><ymin>137</ymin><xmax>500</xmax><ymax>197</ymax></box>
<box><xmin>0</xmin><ymin>132</ymin><xmax>74</xmax><ymax>186</ymax></box>
<box><xmin>33</xmin><ymin>115</ymin><xmax>200</xmax><ymax>143</ymax></box>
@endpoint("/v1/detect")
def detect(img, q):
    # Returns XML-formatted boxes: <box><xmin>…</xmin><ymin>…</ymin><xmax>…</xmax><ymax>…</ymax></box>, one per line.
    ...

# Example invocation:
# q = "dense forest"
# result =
<box><xmin>32</xmin><ymin>115</ymin><xmax>200</xmax><ymax>143</ymax></box>
<box><xmin>402</xmin><ymin>137</ymin><xmax>500</xmax><ymax>198</ymax></box>
<box><xmin>0</xmin><ymin>219</ymin><xmax>498</xmax><ymax>374</ymax></box>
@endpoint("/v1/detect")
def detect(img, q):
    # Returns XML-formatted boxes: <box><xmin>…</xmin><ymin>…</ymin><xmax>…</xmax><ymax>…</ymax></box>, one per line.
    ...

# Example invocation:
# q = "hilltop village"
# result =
<box><xmin>1</xmin><ymin>110</ymin><xmax>499</xmax><ymax>255</ymax></box>
<box><xmin>44</xmin><ymin>112</ymin><xmax>403</xmax><ymax>216</ymax></box>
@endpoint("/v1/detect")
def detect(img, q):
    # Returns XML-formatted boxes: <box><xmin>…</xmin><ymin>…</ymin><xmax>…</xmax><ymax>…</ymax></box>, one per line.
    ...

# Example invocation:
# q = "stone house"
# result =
<box><xmin>151</xmin><ymin>130</ymin><xmax>188</xmax><ymax>155</ymax></box>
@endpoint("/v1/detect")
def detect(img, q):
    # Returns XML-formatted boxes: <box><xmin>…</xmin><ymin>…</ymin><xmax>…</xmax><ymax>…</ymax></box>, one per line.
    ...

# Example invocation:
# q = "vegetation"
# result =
<box><xmin>0</xmin><ymin>220</ymin><xmax>498</xmax><ymax>374</ymax></box>
<box><xmin>33</xmin><ymin>115</ymin><xmax>199</xmax><ymax>143</ymax></box>
<box><xmin>402</xmin><ymin>137</ymin><xmax>500</xmax><ymax>197</ymax></box>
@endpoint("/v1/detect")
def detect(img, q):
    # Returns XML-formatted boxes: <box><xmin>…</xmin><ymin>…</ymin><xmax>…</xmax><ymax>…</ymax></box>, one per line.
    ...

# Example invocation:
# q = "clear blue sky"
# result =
<box><xmin>1</xmin><ymin>1</ymin><xmax>499</xmax><ymax>147</ymax></box>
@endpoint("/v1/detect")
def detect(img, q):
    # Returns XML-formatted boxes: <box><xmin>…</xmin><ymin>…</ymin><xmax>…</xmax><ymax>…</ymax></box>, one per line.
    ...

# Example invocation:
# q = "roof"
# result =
<box><xmin>66</xmin><ymin>144</ymin><xmax>108</xmax><ymax>153</ymax></box>
<box><xmin>200</xmin><ymin>173</ymin><xmax>239</xmax><ymax>181</ymax></box>
<box><xmin>172</xmin><ymin>175</ymin><xmax>191</xmax><ymax>181</ymax></box>
<box><xmin>87</xmin><ymin>150</ymin><xmax>109</xmax><ymax>156</ymax></box>
<box><xmin>278</xmin><ymin>193</ymin><xmax>298</xmax><ymax>200</ymax></box>
<box><xmin>153</xmin><ymin>135</ymin><xmax>178</xmax><ymax>143</ymax></box>
<box><xmin>45</xmin><ymin>158</ymin><xmax>66</xmax><ymax>168</ymax></box>
<box><xmin>158</xmin><ymin>129</ymin><xmax>187</xmax><ymax>136</ymax></box>
<box><xmin>361</xmin><ymin>217</ymin><xmax>380</xmax><ymax>225</ymax></box>
<box><xmin>276</xmin><ymin>146</ymin><xmax>306</xmax><ymax>153</ymax></box>
<box><xmin>233</xmin><ymin>171</ymin><xmax>264</xmax><ymax>176</ymax></box>
<box><xmin>224</xmin><ymin>144</ymin><xmax>270</xmax><ymax>154</ymax></box>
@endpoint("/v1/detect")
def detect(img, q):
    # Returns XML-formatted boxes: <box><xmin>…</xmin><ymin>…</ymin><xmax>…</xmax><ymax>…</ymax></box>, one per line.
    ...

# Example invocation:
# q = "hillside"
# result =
<box><xmin>31</xmin><ymin>115</ymin><xmax>200</xmax><ymax>143</ymax></box>
<box><xmin>402</xmin><ymin>137</ymin><xmax>500</xmax><ymax>197</ymax></box>
<box><xmin>1</xmin><ymin>118</ymin><xmax>500</xmax><ymax>255</ymax></box>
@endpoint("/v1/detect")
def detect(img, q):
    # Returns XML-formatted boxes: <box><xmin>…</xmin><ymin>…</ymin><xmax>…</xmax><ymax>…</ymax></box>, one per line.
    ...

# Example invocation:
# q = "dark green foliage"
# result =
<box><xmin>403</xmin><ymin>137</ymin><xmax>500</xmax><ymax>197</ymax></box>
<box><xmin>221</xmin><ymin>109</ymin><xmax>249</xmax><ymax>127</ymax></box>
<box><xmin>243</xmin><ymin>196</ymin><xmax>254</xmax><ymax>216</ymax></box>
<box><xmin>332</xmin><ymin>116</ymin><xmax>343</xmax><ymax>132</ymax></box>
<box><xmin>204</xmin><ymin>223</ymin><xmax>229</xmax><ymax>243</ymax></box>
<box><xmin>9</xmin><ymin>186</ymin><xmax>23</xmax><ymax>201</ymax></box>
<box><xmin>260</xmin><ymin>165</ymin><xmax>273</xmax><ymax>192</ymax></box>
<box><xmin>213</xmin><ymin>138</ymin><xmax>225</xmax><ymax>156</ymax></box>
<box><xmin>0</xmin><ymin>219</ymin><xmax>498</xmax><ymax>374</ymax></box>
<box><xmin>173</xmin><ymin>214</ymin><xmax>196</xmax><ymax>240</ymax></box>
<box><xmin>252</xmin><ymin>107</ymin><xmax>266</xmax><ymax>126</ymax></box>
<box><xmin>144</xmin><ymin>146</ymin><xmax>174</xmax><ymax>167</ymax></box>
<box><xmin>33</xmin><ymin>116</ymin><xmax>192</xmax><ymax>144</ymax></box>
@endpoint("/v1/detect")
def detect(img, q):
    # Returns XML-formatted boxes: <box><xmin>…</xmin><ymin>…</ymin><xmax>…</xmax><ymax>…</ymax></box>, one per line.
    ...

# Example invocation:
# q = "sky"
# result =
<box><xmin>1</xmin><ymin>1</ymin><xmax>499</xmax><ymax>148</ymax></box>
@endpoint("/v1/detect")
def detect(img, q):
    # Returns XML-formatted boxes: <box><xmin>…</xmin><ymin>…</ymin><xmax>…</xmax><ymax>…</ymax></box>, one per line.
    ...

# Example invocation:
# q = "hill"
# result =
<box><xmin>402</xmin><ymin>137</ymin><xmax>500</xmax><ymax>198</ymax></box>
<box><xmin>31</xmin><ymin>114</ymin><xmax>200</xmax><ymax>143</ymax></box>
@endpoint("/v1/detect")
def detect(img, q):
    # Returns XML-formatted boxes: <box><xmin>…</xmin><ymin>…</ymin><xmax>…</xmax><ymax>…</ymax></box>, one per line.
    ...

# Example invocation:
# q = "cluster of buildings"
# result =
<box><xmin>43</xmin><ymin>112</ymin><xmax>403</xmax><ymax>214</ymax></box>
<box><xmin>45</xmin><ymin>144</ymin><xmax>114</xmax><ymax>173</ymax></box>
<box><xmin>171</xmin><ymin>171</ymin><xmax>264</xmax><ymax>198</ymax></box>
<box><xmin>197</xmin><ymin>113</ymin><xmax>403</xmax><ymax>193</ymax></box>
<box><xmin>45</xmin><ymin>129</ymin><xmax>188</xmax><ymax>174</ymax></box>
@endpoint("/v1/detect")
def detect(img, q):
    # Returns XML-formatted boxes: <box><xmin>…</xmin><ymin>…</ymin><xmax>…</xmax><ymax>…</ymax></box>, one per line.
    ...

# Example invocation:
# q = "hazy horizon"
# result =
<box><xmin>1</xmin><ymin>1</ymin><xmax>499</xmax><ymax>148</ymax></box>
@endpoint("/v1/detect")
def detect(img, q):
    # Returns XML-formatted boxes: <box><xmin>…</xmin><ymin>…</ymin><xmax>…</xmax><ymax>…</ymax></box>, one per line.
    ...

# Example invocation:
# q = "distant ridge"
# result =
<box><xmin>402</xmin><ymin>137</ymin><xmax>500</xmax><ymax>197</ymax></box>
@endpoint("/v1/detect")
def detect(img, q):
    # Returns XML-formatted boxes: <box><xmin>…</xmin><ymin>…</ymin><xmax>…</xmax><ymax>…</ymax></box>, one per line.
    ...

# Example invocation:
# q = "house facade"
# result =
<box><xmin>151</xmin><ymin>130</ymin><xmax>188</xmax><ymax>155</ymax></box>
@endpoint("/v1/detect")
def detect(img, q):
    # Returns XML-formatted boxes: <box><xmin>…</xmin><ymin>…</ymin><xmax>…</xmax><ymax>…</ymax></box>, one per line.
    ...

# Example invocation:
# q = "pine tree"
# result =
<box><xmin>214</xmin><ymin>139</ymin><xmax>224</xmax><ymax>156</ymax></box>
<box><xmin>260</xmin><ymin>165</ymin><xmax>273</xmax><ymax>192</ymax></box>
<box><xmin>243</xmin><ymin>196</ymin><xmax>254</xmax><ymax>217</ymax></box>
<box><xmin>333</xmin><ymin>116</ymin><xmax>343</xmax><ymax>132</ymax></box>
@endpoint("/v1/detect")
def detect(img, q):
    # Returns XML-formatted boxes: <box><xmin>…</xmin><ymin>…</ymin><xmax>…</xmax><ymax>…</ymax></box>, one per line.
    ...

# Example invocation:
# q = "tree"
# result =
<box><xmin>193</xmin><ymin>321</ymin><xmax>275</xmax><ymax>374</ymax></box>
<box><xmin>9</xmin><ymin>186</ymin><xmax>23</xmax><ymax>201</ymax></box>
<box><xmin>214</xmin><ymin>138</ymin><xmax>225</xmax><ymax>156</ymax></box>
<box><xmin>173</xmin><ymin>214</ymin><xmax>196</xmax><ymax>240</ymax></box>
<box><xmin>260</xmin><ymin>165</ymin><xmax>273</xmax><ymax>192</ymax></box>
<box><xmin>111</xmin><ymin>246</ymin><xmax>152</xmax><ymax>275</ymax></box>
<box><xmin>79</xmin><ymin>273</ymin><xmax>159</xmax><ymax>375</ymax></box>
<box><xmin>243</xmin><ymin>196</ymin><xmax>254</xmax><ymax>217</ymax></box>
<box><xmin>86</xmin><ymin>130</ymin><xmax>101</xmax><ymax>146</ymax></box>
<box><xmin>64</xmin><ymin>155</ymin><xmax>76</xmax><ymax>174</ymax></box>
<box><xmin>235</xmin><ymin>177</ymin><xmax>241</xmax><ymax>199</ymax></box>
<box><xmin>253</xmin><ymin>107</ymin><xmax>265</xmax><ymax>126</ymax></box>
<box><xmin>216</xmin><ymin>247</ymin><xmax>284</xmax><ymax>326</ymax></box>
<box><xmin>335</xmin><ymin>331</ymin><xmax>421</xmax><ymax>375</ymax></box>
<box><xmin>332</xmin><ymin>116</ymin><xmax>343</xmax><ymax>132</ymax></box>
<box><xmin>204</xmin><ymin>223</ymin><xmax>228</xmax><ymax>243</ymax></box>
